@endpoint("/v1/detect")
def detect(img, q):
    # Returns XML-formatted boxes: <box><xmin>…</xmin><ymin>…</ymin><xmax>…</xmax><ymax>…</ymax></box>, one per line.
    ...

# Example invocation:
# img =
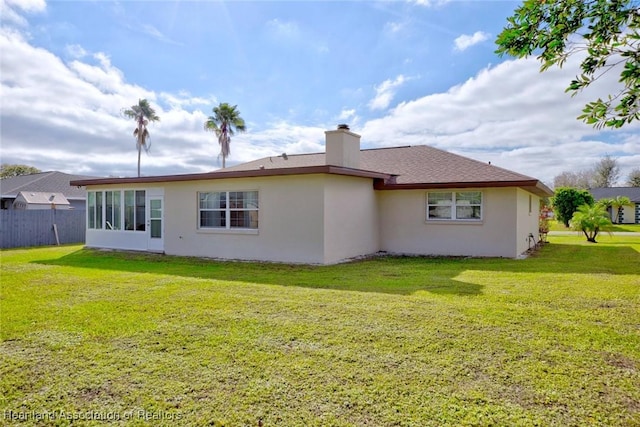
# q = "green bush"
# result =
<box><xmin>570</xmin><ymin>204</ymin><xmax>612</xmax><ymax>242</ymax></box>
<box><xmin>551</xmin><ymin>187</ymin><xmax>594</xmax><ymax>227</ymax></box>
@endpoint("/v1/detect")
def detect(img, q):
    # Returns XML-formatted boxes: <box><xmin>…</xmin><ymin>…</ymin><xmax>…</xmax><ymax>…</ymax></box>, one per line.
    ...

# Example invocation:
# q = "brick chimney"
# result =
<box><xmin>325</xmin><ymin>124</ymin><xmax>361</xmax><ymax>169</ymax></box>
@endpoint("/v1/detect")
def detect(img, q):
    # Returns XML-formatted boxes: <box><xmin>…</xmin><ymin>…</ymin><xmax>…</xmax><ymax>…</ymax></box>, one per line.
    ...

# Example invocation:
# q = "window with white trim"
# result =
<box><xmin>199</xmin><ymin>191</ymin><xmax>259</xmax><ymax>229</ymax></box>
<box><xmin>427</xmin><ymin>191</ymin><xmax>482</xmax><ymax>221</ymax></box>
<box><xmin>105</xmin><ymin>190</ymin><xmax>121</xmax><ymax>230</ymax></box>
<box><xmin>88</xmin><ymin>190</ymin><xmax>144</xmax><ymax>231</ymax></box>
<box><xmin>88</xmin><ymin>191</ymin><xmax>101</xmax><ymax>229</ymax></box>
<box><xmin>124</xmin><ymin>190</ymin><xmax>146</xmax><ymax>231</ymax></box>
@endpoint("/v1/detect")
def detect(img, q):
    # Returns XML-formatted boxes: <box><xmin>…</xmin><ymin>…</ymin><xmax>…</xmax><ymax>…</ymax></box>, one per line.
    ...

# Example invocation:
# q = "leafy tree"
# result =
<box><xmin>570</xmin><ymin>204</ymin><xmax>613</xmax><ymax>242</ymax></box>
<box><xmin>553</xmin><ymin>170</ymin><xmax>594</xmax><ymax>189</ymax></box>
<box><xmin>123</xmin><ymin>99</ymin><xmax>160</xmax><ymax>177</ymax></box>
<box><xmin>204</xmin><ymin>103</ymin><xmax>246</xmax><ymax>168</ymax></box>
<box><xmin>628</xmin><ymin>167</ymin><xmax>640</xmax><ymax>186</ymax></box>
<box><xmin>0</xmin><ymin>164</ymin><xmax>41</xmax><ymax>178</ymax></box>
<box><xmin>496</xmin><ymin>0</ymin><xmax>640</xmax><ymax>129</ymax></box>
<box><xmin>551</xmin><ymin>187</ymin><xmax>595</xmax><ymax>227</ymax></box>
<box><xmin>592</xmin><ymin>154</ymin><xmax>621</xmax><ymax>187</ymax></box>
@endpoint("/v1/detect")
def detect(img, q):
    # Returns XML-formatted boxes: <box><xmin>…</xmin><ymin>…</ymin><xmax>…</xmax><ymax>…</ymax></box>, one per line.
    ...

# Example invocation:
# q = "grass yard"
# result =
<box><xmin>1</xmin><ymin>236</ymin><xmax>639</xmax><ymax>426</ymax></box>
<box><xmin>548</xmin><ymin>219</ymin><xmax>640</xmax><ymax>233</ymax></box>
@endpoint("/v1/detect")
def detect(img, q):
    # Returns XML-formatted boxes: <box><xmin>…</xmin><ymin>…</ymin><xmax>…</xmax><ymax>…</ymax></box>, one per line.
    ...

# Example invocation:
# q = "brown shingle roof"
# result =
<box><xmin>71</xmin><ymin>145</ymin><xmax>552</xmax><ymax>197</ymax></box>
<box><xmin>224</xmin><ymin>146</ymin><xmax>553</xmax><ymax>195</ymax></box>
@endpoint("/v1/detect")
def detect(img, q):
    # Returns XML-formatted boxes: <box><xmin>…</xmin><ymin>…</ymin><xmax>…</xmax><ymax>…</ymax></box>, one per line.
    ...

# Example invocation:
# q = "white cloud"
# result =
<box><xmin>160</xmin><ymin>92</ymin><xmax>217</xmax><ymax>110</ymax></box>
<box><xmin>0</xmin><ymin>0</ymin><xmax>45</xmax><ymax>26</ymax></box>
<box><xmin>360</xmin><ymin>55</ymin><xmax>638</xmax><ymax>184</ymax></box>
<box><xmin>65</xmin><ymin>44</ymin><xmax>87</xmax><ymax>59</ymax></box>
<box><xmin>141</xmin><ymin>24</ymin><xmax>182</xmax><ymax>46</ymax></box>
<box><xmin>454</xmin><ymin>31</ymin><xmax>490</xmax><ymax>52</ymax></box>
<box><xmin>265</xmin><ymin>18</ymin><xmax>328</xmax><ymax>54</ymax></box>
<box><xmin>384</xmin><ymin>21</ymin><xmax>405</xmax><ymax>35</ymax></box>
<box><xmin>0</xmin><ymin>25</ymin><xmax>325</xmax><ymax>176</ymax></box>
<box><xmin>5</xmin><ymin>0</ymin><xmax>45</xmax><ymax>12</ymax></box>
<box><xmin>368</xmin><ymin>75</ymin><xmax>407</xmax><ymax>111</ymax></box>
<box><xmin>266</xmin><ymin>19</ymin><xmax>300</xmax><ymax>39</ymax></box>
<box><xmin>228</xmin><ymin>122</ymin><xmax>326</xmax><ymax>164</ymax></box>
<box><xmin>66</xmin><ymin>53</ymin><xmax>129</xmax><ymax>95</ymax></box>
<box><xmin>411</xmin><ymin>0</ymin><xmax>451</xmax><ymax>7</ymax></box>
<box><xmin>338</xmin><ymin>108</ymin><xmax>356</xmax><ymax>121</ymax></box>
<box><xmin>1</xmin><ymin>15</ymin><xmax>637</xmax><ymax>186</ymax></box>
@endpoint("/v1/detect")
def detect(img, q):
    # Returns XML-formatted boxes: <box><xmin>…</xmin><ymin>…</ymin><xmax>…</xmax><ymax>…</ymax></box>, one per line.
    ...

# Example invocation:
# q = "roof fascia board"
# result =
<box><xmin>71</xmin><ymin>166</ymin><xmax>390</xmax><ymax>187</ymax></box>
<box><xmin>375</xmin><ymin>180</ymin><xmax>554</xmax><ymax>197</ymax></box>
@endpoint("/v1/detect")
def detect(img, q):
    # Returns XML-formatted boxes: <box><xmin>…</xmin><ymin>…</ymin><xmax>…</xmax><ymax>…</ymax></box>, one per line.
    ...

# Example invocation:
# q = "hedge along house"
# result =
<box><xmin>71</xmin><ymin>126</ymin><xmax>553</xmax><ymax>264</ymax></box>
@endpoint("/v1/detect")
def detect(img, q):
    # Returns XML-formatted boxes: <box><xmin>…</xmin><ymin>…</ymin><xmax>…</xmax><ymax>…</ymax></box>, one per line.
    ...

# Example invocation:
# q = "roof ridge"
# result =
<box><xmin>273</xmin><ymin>146</ymin><xmax>415</xmax><ymax>156</ymax></box>
<box><xmin>361</xmin><ymin>146</ymin><xmax>412</xmax><ymax>151</ymax></box>
<box><xmin>415</xmin><ymin>144</ymin><xmax>537</xmax><ymax>181</ymax></box>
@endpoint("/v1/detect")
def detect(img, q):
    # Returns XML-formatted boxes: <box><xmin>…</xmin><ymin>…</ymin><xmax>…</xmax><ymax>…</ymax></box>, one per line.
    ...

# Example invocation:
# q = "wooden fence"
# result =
<box><xmin>0</xmin><ymin>210</ymin><xmax>86</xmax><ymax>249</ymax></box>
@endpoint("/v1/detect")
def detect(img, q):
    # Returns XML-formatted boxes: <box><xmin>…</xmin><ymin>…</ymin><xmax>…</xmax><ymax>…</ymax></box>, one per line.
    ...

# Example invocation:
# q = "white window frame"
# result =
<box><xmin>426</xmin><ymin>191</ymin><xmax>483</xmax><ymax>222</ymax></box>
<box><xmin>105</xmin><ymin>190</ymin><xmax>121</xmax><ymax>230</ymax></box>
<box><xmin>198</xmin><ymin>191</ymin><xmax>259</xmax><ymax>230</ymax></box>
<box><xmin>87</xmin><ymin>189</ymin><xmax>145</xmax><ymax>232</ymax></box>
<box><xmin>124</xmin><ymin>190</ymin><xmax>146</xmax><ymax>232</ymax></box>
<box><xmin>87</xmin><ymin>191</ymin><xmax>101</xmax><ymax>230</ymax></box>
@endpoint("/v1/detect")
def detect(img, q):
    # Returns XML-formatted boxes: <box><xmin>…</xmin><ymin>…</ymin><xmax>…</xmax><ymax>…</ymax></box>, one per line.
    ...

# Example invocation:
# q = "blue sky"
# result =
<box><xmin>1</xmin><ymin>0</ymin><xmax>638</xmax><ymax>185</ymax></box>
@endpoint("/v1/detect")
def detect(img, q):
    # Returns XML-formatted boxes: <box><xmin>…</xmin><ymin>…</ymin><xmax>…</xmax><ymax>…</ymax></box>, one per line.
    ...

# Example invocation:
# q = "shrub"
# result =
<box><xmin>570</xmin><ymin>204</ymin><xmax>612</xmax><ymax>243</ymax></box>
<box><xmin>551</xmin><ymin>187</ymin><xmax>594</xmax><ymax>227</ymax></box>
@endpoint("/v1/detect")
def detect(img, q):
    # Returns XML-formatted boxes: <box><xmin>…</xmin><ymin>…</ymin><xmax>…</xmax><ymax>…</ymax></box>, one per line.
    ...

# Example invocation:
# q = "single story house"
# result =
<box><xmin>71</xmin><ymin>126</ymin><xmax>553</xmax><ymax>264</ymax></box>
<box><xmin>589</xmin><ymin>187</ymin><xmax>640</xmax><ymax>224</ymax></box>
<box><xmin>1</xmin><ymin>171</ymin><xmax>96</xmax><ymax>210</ymax></box>
<box><xmin>12</xmin><ymin>191</ymin><xmax>71</xmax><ymax>210</ymax></box>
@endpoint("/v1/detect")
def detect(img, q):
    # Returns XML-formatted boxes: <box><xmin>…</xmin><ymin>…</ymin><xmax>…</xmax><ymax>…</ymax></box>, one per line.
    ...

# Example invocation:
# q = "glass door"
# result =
<box><xmin>147</xmin><ymin>196</ymin><xmax>164</xmax><ymax>252</ymax></box>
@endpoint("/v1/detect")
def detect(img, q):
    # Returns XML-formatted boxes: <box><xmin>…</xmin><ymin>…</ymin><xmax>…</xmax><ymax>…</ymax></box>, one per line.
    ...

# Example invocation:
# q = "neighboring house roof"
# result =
<box><xmin>589</xmin><ymin>187</ymin><xmax>640</xmax><ymax>203</ymax></box>
<box><xmin>1</xmin><ymin>171</ymin><xmax>97</xmax><ymax>200</ymax></box>
<box><xmin>71</xmin><ymin>145</ymin><xmax>552</xmax><ymax>197</ymax></box>
<box><xmin>15</xmin><ymin>191</ymin><xmax>70</xmax><ymax>205</ymax></box>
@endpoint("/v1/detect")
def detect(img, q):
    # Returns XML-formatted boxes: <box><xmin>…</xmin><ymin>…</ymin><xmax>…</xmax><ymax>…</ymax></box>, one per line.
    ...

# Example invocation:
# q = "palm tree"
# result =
<box><xmin>204</xmin><ymin>103</ymin><xmax>246</xmax><ymax>168</ymax></box>
<box><xmin>123</xmin><ymin>99</ymin><xmax>160</xmax><ymax>177</ymax></box>
<box><xmin>570</xmin><ymin>204</ymin><xmax>612</xmax><ymax>243</ymax></box>
<box><xmin>610</xmin><ymin>196</ymin><xmax>631</xmax><ymax>224</ymax></box>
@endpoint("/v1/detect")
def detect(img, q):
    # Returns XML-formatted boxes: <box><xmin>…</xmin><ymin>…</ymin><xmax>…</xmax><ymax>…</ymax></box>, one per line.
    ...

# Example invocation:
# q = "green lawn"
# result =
<box><xmin>549</xmin><ymin>219</ymin><xmax>640</xmax><ymax>232</ymax></box>
<box><xmin>1</xmin><ymin>236</ymin><xmax>639</xmax><ymax>426</ymax></box>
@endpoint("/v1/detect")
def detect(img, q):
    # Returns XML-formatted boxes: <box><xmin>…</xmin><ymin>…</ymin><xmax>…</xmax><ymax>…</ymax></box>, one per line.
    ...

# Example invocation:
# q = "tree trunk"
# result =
<box><xmin>137</xmin><ymin>118</ymin><xmax>143</xmax><ymax>177</ymax></box>
<box><xmin>586</xmin><ymin>230</ymin><xmax>599</xmax><ymax>243</ymax></box>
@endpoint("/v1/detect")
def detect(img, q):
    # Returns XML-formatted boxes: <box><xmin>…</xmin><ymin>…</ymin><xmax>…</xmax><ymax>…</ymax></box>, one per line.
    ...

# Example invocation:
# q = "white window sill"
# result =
<box><xmin>88</xmin><ymin>229</ymin><xmax>146</xmax><ymax>233</ymax></box>
<box><xmin>197</xmin><ymin>228</ymin><xmax>259</xmax><ymax>235</ymax></box>
<box><xmin>425</xmin><ymin>220</ymin><xmax>483</xmax><ymax>225</ymax></box>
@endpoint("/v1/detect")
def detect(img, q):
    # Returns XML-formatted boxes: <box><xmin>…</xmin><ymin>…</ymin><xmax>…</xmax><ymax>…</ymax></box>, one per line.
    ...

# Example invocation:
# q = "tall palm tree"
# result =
<box><xmin>204</xmin><ymin>103</ymin><xmax>246</xmax><ymax>168</ymax></box>
<box><xmin>123</xmin><ymin>99</ymin><xmax>160</xmax><ymax>177</ymax></box>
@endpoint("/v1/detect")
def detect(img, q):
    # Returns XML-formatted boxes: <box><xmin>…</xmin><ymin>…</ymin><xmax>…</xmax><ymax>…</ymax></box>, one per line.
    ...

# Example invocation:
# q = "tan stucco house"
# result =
<box><xmin>71</xmin><ymin>126</ymin><xmax>553</xmax><ymax>264</ymax></box>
